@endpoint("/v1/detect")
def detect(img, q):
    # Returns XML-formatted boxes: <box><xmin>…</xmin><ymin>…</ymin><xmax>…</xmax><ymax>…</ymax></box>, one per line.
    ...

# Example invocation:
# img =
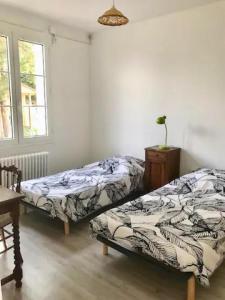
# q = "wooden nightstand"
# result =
<box><xmin>144</xmin><ymin>146</ymin><xmax>181</xmax><ymax>192</ymax></box>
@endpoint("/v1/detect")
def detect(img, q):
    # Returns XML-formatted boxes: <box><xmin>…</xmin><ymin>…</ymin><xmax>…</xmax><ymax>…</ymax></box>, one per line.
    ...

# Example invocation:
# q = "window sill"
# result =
<box><xmin>0</xmin><ymin>135</ymin><xmax>54</xmax><ymax>150</ymax></box>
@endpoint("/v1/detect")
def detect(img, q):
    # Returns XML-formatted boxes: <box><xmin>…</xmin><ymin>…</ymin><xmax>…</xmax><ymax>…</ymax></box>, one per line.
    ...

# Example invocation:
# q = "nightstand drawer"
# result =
<box><xmin>147</xmin><ymin>151</ymin><xmax>166</xmax><ymax>162</ymax></box>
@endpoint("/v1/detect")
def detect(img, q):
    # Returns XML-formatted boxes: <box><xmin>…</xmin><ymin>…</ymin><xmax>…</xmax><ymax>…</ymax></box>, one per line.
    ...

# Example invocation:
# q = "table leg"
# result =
<box><xmin>11</xmin><ymin>204</ymin><xmax>23</xmax><ymax>288</ymax></box>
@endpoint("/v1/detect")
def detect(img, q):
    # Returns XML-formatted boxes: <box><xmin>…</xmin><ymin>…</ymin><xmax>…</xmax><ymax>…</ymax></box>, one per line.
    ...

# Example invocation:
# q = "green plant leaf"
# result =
<box><xmin>156</xmin><ymin>115</ymin><xmax>167</xmax><ymax>125</ymax></box>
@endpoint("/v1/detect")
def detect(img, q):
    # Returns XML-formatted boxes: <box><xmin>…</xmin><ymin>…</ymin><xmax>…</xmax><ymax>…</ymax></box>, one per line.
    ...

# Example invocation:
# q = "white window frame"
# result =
<box><xmin>0</xmin><ymin>23</ymin><xmax>52</xmax><ymax>147</ymax></box>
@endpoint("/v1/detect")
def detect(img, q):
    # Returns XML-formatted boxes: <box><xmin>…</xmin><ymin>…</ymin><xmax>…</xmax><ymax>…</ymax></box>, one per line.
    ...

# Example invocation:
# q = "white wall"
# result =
<box><xmin>90</xmin><ymin>1</ymin><xmax>225</xmax><ymax>174</ymax></box>
<box><xmin>0</xmin><ymin>5</ymin><xmax>90</xmax><ymax>174</ymax></box>
<box><xmin>1</xmin><ymin>1</ymin><xmax>225</xmax><ymax>176</ymax></box>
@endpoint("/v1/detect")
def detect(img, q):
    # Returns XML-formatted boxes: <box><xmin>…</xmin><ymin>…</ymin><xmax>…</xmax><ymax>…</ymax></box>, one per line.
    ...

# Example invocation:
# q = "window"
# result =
<box><xmin>0</xmin><ymin>35</ymin><xmax>14</xmax><ymax>140</ymax></box>
<box><xmin>19</xmin><ymin>41</ymin><xmax>48</xmax><ymax>138</ymax></box>
<box><xmin>0</xmin><ymin>30</ymin><xmax>49</xmax><ymax>144</ymax></box>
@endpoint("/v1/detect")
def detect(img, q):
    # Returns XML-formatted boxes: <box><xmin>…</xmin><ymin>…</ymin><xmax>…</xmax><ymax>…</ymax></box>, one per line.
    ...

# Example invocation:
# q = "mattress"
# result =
<box><xmin>21</xmin><ymin>156</ymin><xmax>144</xmax><ymax>223</ymax></box>
<box><xmin>90</xmin><ymin>168</ymin><xmax>225</xmax><ymax>287</ymax></box>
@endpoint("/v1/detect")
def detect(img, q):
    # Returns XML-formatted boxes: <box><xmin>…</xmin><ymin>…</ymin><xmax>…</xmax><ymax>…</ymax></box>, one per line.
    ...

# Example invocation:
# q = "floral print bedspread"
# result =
<box><xmin>90</xmin><ymin>168</ymin><xmax>225</xmax><ymax>286</ymax></box>
<box><xmin>21</xmin><ymin>156</ymin><xmax>144</xmax><ymax>223</ymax></box>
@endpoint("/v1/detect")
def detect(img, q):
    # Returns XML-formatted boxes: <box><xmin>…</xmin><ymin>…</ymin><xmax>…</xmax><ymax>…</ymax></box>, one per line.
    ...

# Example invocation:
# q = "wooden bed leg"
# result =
<box><xmin>187</xmin><ymin>275</ymin><xmax>196</xmax><ymax>300</ymax></box>
<box><xmin>103</xmin><ymin>244</ymin><xmax>108</xmax><ymax>256</ymax></box>
<box><xmin>64</xmin><ymin>222</ymin><xmax>70</xmax><ymax>236</ymax></box>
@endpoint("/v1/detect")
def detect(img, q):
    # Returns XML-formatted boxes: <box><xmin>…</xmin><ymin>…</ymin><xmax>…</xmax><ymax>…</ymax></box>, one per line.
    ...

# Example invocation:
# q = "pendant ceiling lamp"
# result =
<box><xmin>98</xmin><ymin>0</ymin><xmax>129</xmax><ymax>26</ymax></box>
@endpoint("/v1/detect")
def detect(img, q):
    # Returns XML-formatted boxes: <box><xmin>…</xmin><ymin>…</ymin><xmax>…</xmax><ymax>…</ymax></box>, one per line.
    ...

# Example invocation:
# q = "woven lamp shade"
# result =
<box><xmin>98</xmin><ymin>6</ymin><xmax>129</xmax><ymax>26</ymax></box>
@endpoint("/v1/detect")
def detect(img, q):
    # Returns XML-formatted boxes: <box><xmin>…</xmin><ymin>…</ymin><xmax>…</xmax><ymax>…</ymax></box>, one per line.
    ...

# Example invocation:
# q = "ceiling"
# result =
<box><xmin>0</xmin><ymin>0</ymin><xmax>221</xmax><ymax>32</ymax></box>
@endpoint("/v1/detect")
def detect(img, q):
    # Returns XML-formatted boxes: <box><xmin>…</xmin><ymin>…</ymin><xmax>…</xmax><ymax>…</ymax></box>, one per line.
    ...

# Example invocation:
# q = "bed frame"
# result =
<box><xmin>21</xmin><ymin>189</ymin><xmax>144</xmax><ymax>235</ymax></box>
<box><xmin>97</xmin><ymin>234</ymin><xmax>196</xmax><ymax>300</ymax></box>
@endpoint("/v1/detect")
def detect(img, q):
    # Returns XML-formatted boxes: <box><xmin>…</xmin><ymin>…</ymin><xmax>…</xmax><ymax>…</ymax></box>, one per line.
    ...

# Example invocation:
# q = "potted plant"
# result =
<box><xmin>156</xmin><ymin>115</ymin><xmax>170</xmax><ymax>150</ymax></box>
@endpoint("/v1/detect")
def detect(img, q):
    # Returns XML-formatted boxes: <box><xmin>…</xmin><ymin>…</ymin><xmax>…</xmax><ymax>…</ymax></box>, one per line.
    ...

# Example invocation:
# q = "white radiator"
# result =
<box><xmin>0</xmin><ymin>152</ymin><xmax>49</xmax><ymax>181</ymax></box>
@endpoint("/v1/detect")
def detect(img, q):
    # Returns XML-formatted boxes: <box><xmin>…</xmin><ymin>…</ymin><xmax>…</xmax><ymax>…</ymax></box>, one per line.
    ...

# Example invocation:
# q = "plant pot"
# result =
<box><xmin>158</xmin><ymin>145</ymin><xmax>170</xmax><ymax>150</ymax></box>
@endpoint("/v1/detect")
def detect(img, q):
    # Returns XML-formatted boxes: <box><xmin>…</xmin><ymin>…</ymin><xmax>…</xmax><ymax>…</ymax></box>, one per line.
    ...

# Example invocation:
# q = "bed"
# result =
<box><xmin>21</xmin><ymin>156</ymin><xmax>144</xmax><ymax>235</ymax></box>
<box><xmin>90</xmin><ymin>168</ymin><xmax>225</xmax><ymax>300</ymax></box>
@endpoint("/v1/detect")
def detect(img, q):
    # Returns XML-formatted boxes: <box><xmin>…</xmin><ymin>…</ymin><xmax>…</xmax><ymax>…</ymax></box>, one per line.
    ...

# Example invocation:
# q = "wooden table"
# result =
<box><xmin>0</xmin><ymin>186</ymin><xmax>24</xmax><ymax>288</ymax></box>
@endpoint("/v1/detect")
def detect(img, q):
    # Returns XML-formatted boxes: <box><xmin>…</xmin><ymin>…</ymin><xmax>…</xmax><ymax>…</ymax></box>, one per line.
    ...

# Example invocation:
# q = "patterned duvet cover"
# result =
<box><xmin>21</xmin><ymin>156</ymin><xmax>144</xmax><ymax>223</ymax></box>
<box><xmin>90</xmin><ymin>168</ymin><xmax>225</xmax><ymax>286</ymax></box>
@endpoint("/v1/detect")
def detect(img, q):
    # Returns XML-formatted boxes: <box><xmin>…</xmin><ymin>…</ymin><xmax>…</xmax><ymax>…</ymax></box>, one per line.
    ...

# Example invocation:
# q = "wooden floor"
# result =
<box><xmin>1</xmin><ymin>212</ymin><xmax>225</xmax><ymax>300</ymax></box>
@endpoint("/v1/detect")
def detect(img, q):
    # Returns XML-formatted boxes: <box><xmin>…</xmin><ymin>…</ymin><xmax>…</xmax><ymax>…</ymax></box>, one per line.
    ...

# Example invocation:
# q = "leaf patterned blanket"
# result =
<box><xmin>21</xmin><ymin>156</ymin><xmax>144</xmax><ymax>223</ymax></box>
<box><xmin>90</xmin><ymin>168</ymin><xmax>225</xmax><ymax>287</ymax></box>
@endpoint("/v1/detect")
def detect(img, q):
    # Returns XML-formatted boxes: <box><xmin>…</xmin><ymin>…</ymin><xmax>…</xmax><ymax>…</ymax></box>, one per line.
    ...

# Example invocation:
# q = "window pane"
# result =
<box><xmin>0</xmin><ymin>36</ymin><xmax>9</xmax><ymax>72</ymax></box>
<box><xmin>22</xmin><ymin>106</ymin><xmax>47</xmax><ymax>138</ymax></box>
<box><xmin>0</xmin><ymin>36</ymin><xmax>13</xmax><ymax>141</ymax></box>
<box><xmin>21</xmin><ymin>75</ymin><xmax>45</xmax><ymax>106</ymax></box>
<box><xmin>19</xmin><ymin>41</ymin><xmax>44</xmax><ymax>76</ymax></box>
<box><xmin>19</xmin><ymin>40</ymin><xmax>47</xmax><ymax>139</ymax></box>
<box><xmin>0</xmin><ymin>106</ymin><xmax>13</xmax><ymax>139</ymax></box>
<box><xmin>0</xmin><ymin>72</ymin><xmax>11</xmax><ymax>105</ymax></box>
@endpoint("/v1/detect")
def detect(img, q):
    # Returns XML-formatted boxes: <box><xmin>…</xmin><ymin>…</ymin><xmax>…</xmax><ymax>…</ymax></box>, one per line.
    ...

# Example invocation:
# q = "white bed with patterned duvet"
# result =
<box><xmin>90</xmin><ymin>168</ymin><xmax>225</xmax><ymax>299</ymax></box>
<box><xmin>21</xmin><ymin>156</ymin><xmax>144</xmax><ymax>233</ymax></box>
